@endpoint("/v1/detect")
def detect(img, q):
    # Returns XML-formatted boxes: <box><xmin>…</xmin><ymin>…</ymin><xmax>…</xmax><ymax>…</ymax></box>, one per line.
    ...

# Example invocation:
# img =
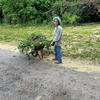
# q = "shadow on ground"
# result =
<box><xmin>0</xmin><ymin>49</ymin><xmax>100</xmax><ymax>100</ymax></box>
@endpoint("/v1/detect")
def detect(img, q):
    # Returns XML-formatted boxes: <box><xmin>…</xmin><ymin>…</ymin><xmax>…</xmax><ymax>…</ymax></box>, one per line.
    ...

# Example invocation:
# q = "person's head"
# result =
<box><xmin>53</xmin><ymin>17</ymin><xmax>61</xmax><ymax>27</ymax></box>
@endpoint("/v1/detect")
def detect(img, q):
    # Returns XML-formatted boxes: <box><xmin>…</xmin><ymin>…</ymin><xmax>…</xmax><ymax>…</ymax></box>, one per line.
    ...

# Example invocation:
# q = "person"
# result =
<box><xmin>51</xmin><ymin>17</ymin><xmax>63</xmax><ymax>64</ymax></box>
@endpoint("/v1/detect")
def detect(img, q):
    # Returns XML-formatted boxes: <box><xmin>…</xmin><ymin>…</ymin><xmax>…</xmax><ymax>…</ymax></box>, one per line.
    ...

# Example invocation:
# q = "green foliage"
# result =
<box><xmin>0</xmin><ymin>0</ymin><xmax>100</xmax><ymax>24</ymax></box>
<box><xmin>18</xmin><ymin>39</ymin><xmax>31</xmax><ymax>54</ymax></box>
<box><xmin>77</xmin><ymin>2</ymin><xmax>100</xmax><ymax>23</ymax></box>
<box><xmin>52</xmin><ymin>0</ymin><xmax>64</xmax><ymax>17</ymax></box>
<box><xmin>62</xmin><ymin>6</ymin><xmax>80</xmax><ymax>24</ymax></box>
<box><xmin>1</xmin><ymin>0</ymin><xmax>52</xmax><ymax>24</ymax></box>
<box><xmin>0</xmin><ymin>0</ymin><xmax>3</xmax><ymax>23</ymax></box>
<box><xmin>18</xmin><ymin>33</ymin><xmax>52</xmax><ymax>55</ymax></box>
<box><xmin>62</xmin><ymin>2</ymin><xmax>100</xmax><ymax>24</ymax></box>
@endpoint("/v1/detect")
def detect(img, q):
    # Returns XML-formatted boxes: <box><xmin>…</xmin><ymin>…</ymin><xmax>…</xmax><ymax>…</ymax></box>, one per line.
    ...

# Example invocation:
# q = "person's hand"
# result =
<box><xmin>51</xmin><ymin>42</ymin><xmax>55</xmax><ymax>46</ymax></box>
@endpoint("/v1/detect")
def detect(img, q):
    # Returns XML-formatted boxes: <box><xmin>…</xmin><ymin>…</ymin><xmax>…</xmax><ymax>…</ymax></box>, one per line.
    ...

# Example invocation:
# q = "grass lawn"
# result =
<box><xmin>0</xmin><ymin>23</ymin><xmax>100</xmax><ymax>62</ymax></box>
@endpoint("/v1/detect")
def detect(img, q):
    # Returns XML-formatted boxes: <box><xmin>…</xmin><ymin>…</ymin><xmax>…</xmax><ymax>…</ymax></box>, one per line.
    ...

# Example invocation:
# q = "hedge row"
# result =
<box><xmin>0</xmin><ymin>0</ymin><xmax>100</xmax><ymax>24</ymax></box>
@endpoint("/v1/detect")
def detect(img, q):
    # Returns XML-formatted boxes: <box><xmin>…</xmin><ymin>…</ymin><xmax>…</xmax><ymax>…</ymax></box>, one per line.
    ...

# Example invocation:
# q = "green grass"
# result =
<box><xmin>0</xmin><ymin>23</ymin><xmax>100</xmax><ymax>62</ymax></box>
<box><xmin>0</xmin><ymin>24</ymin><xmax>53</xmax><ymax>43</ymax></box>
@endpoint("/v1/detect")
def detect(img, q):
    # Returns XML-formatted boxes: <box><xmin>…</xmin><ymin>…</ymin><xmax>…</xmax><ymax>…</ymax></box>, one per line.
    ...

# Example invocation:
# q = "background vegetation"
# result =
<box><xmin>0</xmin><ymin>0</ymin><xmax>100</xmax><ymax>25</ymax></box>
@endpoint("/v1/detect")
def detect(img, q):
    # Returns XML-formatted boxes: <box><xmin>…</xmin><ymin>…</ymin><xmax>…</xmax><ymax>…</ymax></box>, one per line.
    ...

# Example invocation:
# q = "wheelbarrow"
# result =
<box><xmin>31</xmin><ymin>45</ymin><xmax>44</xmax><ymax>58</ymax></box>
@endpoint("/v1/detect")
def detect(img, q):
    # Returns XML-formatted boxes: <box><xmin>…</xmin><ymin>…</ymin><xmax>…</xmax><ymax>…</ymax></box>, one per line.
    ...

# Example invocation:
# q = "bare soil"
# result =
<box><xmin>0</xmin><ymin>43</ymin><xmax>100</xmax><ymax>73</ymax></box>
<box><xmin>0</xmin><ymin>48</ymin><xmax>100</xmax><ymax>100</ymax></box>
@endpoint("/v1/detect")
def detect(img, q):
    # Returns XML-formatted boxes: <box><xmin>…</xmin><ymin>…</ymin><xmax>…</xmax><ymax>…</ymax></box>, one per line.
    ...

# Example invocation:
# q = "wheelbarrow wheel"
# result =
<box><xmin>31</xmin><ymin>51</ymin><xmax>38</xmax><ymax>57</ymax></box>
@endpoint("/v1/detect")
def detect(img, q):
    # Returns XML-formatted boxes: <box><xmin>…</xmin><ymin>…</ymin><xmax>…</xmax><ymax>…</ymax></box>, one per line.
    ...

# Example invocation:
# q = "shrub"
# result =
<box><xmin>77</xmin><ymin>2</ymin><xmax>100</xmax><ymax>22</ymax></box>
<box><xmin>1</xmin><ymin>0</ymin><xmax>52</xmax><ymax>24</ymax></box>
<box><xmin>62</xmin><ymin>12</ymin><xmax>80</xmax><ymax>24</ymax></box>
<box><xmin>62</xmin><ymin>6</ymin><xmax>80</xmax><ymax>24</ymax></box>
<box><xmin>62</xmin><ymin>2</ymin><xmax>100</xmax><ymax>24</ymax></box>
<box><xmin>0</xmin><ymin>0</ymin><xmax>100</xmax><ymax>24</ymax></box>
<box><xmin>0</xmin><ymin>0</ymin><xmax>3</xmax><ymax>23</ymax></box>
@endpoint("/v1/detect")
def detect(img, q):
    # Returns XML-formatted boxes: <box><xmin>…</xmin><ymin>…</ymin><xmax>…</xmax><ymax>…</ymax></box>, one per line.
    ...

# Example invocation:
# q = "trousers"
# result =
<box><xmin>54</xmin><ymin>45</ymin><xmax>62</xmax><ymax>63</ymax></box>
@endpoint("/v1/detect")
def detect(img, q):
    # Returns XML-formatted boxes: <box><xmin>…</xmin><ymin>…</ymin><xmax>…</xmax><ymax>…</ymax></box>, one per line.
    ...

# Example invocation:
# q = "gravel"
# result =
<box><xmin>0</xmin><ymin>48</ymin><xmax>100</xmax><ymax>100</ymax></box>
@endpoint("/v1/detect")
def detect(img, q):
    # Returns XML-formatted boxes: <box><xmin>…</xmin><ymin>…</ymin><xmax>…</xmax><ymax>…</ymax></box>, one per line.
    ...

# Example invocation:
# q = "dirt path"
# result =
<box><xmin>0</xmin><ymin>48</ymin><xmax>100</xmax><ymax>100</ymax></box>
<box><xmin>0</xmin><ymin>43</ymin><xmax>100</xmax><ymax>73</ymax></box>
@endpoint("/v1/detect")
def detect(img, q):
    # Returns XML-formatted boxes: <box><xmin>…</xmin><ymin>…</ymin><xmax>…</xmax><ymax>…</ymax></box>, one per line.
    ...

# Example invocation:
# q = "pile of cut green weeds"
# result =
<box><xmin>18</xmin><ymin>33</ymin><xmax>52</xmax><ymax>56</ymax></box>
